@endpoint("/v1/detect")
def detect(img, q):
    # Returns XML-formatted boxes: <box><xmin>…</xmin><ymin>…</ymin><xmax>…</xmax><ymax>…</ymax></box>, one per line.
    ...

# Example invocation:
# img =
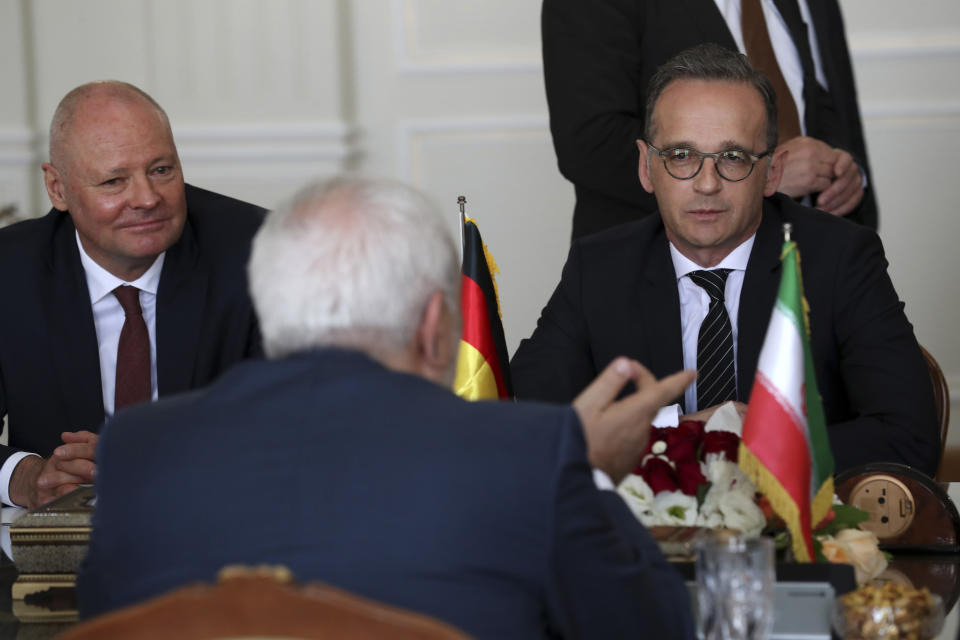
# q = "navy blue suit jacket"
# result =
<box><xmin>79</xmin><ymin>349</ymin><xmax>694</xmax><ymax>639</ymax></box>
<box><xmin>0</xmin><ymin>184</ymin><xmax>265</xmax><ymax>468</ymax></box>
<box><xmin>512</xmin><ymin>195</ymin><xmax>938</xmax><ymax>476</ymax></box>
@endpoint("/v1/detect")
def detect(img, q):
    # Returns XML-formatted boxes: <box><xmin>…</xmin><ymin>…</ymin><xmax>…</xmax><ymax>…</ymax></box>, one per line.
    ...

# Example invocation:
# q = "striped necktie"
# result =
<box><xmin>688</xmin><ymin>269</ymin><xmax>737</xmax><ymax>411</ymax></box>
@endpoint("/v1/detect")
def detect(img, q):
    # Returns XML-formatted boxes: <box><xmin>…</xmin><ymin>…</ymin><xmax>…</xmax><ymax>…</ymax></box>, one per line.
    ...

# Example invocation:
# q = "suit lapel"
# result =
<box><xmin>801</xmin><ymin>0</ymin><xmax>838</xmax><ymax>83</ymax></box>
<box><xmin>679</xmin><ymin>0</ymin><xmax>739</xmax><ymax>49</ymax></box>
<box><xmin>737</xmin><ymin>200</ymin><xmax>784</xmax><ymax>399</ymax></box>
<box><xmin>43</xmin><ymin>214</ymin><xmax>105</xmax><ymax>426</ymax></box>
<box><xmin>155</xmin><ymin>216</ymin><xmax>209</xmax><ymax>395</ymax></box>
<box><xmin>639</xmin><ymin>229</ymin><xmax>686</xmax><ymax>405</ymax></box>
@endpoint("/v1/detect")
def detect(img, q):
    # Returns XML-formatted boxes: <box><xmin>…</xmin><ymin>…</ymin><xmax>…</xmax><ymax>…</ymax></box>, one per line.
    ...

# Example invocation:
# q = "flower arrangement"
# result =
<box><xmin>617</xmin><ymin>402</ymin><xmax>888</xmax><ymax>583</ymax></box>
<box><xmin>617</xmin><ymin>403</ymin><xmax>767</xmax><ymax>537</ymax></box>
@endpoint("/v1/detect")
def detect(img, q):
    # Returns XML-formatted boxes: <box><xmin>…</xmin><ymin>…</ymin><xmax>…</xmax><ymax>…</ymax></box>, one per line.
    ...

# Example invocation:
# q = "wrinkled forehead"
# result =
<box><xmin>57</xmin><ymin>97</ymin><xmax>177</xmax><ymax>169</ymax></box>
<box><xmin>650</xmin><ymin>79</ymin><xmax>768</xmax><ymax>149</ymax></box>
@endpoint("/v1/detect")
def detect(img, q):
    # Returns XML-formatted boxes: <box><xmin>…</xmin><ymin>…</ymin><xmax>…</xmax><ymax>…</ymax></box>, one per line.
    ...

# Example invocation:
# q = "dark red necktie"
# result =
<box><xmin>113</xmin><ymin>285</ymin><xmax>151</xmax><ymax>410</ymax></box>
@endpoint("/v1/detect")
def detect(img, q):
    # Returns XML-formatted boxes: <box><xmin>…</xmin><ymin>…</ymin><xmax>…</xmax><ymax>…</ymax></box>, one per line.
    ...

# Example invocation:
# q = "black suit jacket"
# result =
<box><xmin>0</xmin><ymin>184</ymin><xmax>265</xmax><ymax>468</ymax></box>
<box><xmin>79</xmin><ymin>349</ymin><xmax>695</xmax><ymax>639</ymax></box>
<box><xmin>512</xmin><ymin>195</ymin><xmax>938</xmax><ymax>476</ymax></box>
<box><xmin>542</xmin><ymin>0</ymin><xmax>878</xmax><ymax>238</ymax></box>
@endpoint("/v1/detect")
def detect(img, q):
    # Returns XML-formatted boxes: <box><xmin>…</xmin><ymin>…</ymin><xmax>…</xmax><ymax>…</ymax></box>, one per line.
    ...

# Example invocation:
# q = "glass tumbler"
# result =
<box><xmin>695</xmin><ymin>533</ymin><xmax>775</xmax><ymax>640</ymax></box>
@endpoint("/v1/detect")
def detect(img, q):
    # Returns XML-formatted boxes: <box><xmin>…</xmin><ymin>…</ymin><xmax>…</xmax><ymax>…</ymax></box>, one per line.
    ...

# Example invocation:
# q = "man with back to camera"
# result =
<box><xmin>512</xmin><ymin>44</ymin><xmax>939</xmax><ymax>476</ymax></box>
<box><xmin>79</xmin><ymin>177</ymin><xmax>697</xmax><ymax>638</ymax></box>
<box><xmin>0</xmin><ymin>81</ymin><xmax>265</xmax><ymax>508</ymax></box>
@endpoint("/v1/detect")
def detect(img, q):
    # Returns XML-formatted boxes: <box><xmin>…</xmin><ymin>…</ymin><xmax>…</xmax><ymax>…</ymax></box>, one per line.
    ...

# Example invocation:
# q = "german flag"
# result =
<box><xmin>454</xmin><ymin>216</ymin><xmax>513</xmax><ymax>400</ymax></box>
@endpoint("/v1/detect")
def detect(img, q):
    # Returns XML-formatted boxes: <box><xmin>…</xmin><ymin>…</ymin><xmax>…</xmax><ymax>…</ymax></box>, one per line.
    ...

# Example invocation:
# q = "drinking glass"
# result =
<box><xmin>695</xmin><ymin>533</ymin><xmax>775</xmax><ymax>640</ymax></box>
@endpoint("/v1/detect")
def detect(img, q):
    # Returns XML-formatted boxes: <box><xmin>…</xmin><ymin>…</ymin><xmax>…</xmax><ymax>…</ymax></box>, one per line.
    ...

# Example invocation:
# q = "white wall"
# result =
<box><xmin>1</xmin><ymin>0</ymin><xmax>957</xmax><ymax>449</ymax></box>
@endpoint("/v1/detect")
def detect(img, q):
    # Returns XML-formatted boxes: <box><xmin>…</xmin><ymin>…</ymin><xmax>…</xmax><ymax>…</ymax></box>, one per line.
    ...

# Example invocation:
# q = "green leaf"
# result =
<box><xmin>812</xmin><ymin>536</ymin><xmax>827</xmax><ymax>563</ymax></box>
<box><xmin>816</xmin><ymin>504</ymin><xmax>870</xmax><ymax>536</ymax></box>
<box><xmin>696</xmin><ymin>481</ymin><xmax>712</xmax><ymax>508</ymax></box>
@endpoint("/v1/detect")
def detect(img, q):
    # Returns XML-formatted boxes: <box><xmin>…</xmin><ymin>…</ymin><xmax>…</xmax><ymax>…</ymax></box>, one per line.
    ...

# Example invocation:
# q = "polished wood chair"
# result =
<box><xmin>920</xmin><ymin>345</ymin><xmax>951</xmax><ymax>479</ymax></box>
<box><xmin>59</xmin><ymin>565</ymin><xmax>471</xmax><ymax>640</ymax></box>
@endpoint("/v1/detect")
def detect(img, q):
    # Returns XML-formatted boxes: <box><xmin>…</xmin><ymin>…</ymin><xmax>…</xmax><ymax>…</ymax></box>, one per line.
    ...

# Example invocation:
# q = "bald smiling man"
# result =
<box><xmin>0</xmin><ymin>81</ymin><xmax>265</xmax><ymax>508</ymax></box>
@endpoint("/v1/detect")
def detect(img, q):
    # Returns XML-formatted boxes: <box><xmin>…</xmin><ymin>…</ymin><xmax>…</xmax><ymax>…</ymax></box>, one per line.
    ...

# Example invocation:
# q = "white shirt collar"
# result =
<box><xmin>669</xmin><ymin>234</ymin><xmax>756</xmax><ymax>281</ymax></box>
<box><xmin>75</xmin><ymin>230</ymin><xmax>165</xmax><ymax>304</ymax></box>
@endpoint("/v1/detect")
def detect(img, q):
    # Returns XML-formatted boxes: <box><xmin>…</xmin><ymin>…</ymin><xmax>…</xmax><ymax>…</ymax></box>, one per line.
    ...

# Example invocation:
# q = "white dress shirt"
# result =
<box><xmin>77</xmin><ymin>234</ymin><xmax>164</xmax><ymax>416</ymax></box>
<box><xmin>0</xmin><ymin>234</ymin><xmax>164</xmax><ymax>506</ymax></box>
<box><xmin>652</xmin><ymin>235</ymin><xmax>756</xmax><ymax>428</ymax></box>
<box><xmin>712</xmin><ymin>0</ymin><xmax>829</xmax><ymax>136</ymax></box>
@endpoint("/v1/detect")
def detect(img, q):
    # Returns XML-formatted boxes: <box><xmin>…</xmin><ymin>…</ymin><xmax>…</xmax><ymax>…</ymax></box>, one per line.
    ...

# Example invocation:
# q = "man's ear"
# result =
<box><xmin>415</xmin><ymin>290</ymin><xmax>457</xmax><ymax>384</ymax></box>
<box><xmin>636</xmin><ymin>140</ymin><xmax>655</xmax><ymax>194</ymax></box>
<box><xmin>42</xmin><ymin>163</ymin><xmax>69</xmax><ymax>211</ymax></box>
<box><xmin>764</xmin><ymin>148</ymin><xmax>787</xmax><ymax>197</ymax></box>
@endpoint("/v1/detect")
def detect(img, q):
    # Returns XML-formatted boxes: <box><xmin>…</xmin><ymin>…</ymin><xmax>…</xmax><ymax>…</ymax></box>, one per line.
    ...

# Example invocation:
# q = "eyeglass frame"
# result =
<box><xmin>645</xmin><ymin>143</ymin><xmax>772</xmax><ymax>182</ymax></box>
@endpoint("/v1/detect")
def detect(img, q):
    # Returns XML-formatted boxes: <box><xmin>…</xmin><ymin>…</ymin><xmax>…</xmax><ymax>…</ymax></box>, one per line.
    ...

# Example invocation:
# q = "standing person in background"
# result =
<box><xmin>543</xmin><ymin>0</ymin><xmax>876</xmax><ymax>238</ymax></box>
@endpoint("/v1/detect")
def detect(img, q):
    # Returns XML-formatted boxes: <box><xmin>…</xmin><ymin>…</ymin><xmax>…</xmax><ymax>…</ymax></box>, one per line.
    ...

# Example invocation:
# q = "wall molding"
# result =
<box><xmin>391</xmin><ymin>10</ymin><xmax>960</xmax><ymax>75</ymax></box>
<box><xmin>863</xmin><ymin>102</ymin><xmax>960</xmax><ymax>119</ymax></box>
<box><xmin>0</xmin><ymin>128</ymin><xmax>38</xmax><ymax>165</ymax></box>
<box><xmin>849</xmin><ymin>31</ymin><xmax>960</xmax><ymax>59</ymax></box>
<box><xmin>171</xmin><ymin>121</ymin><xmax>358</xmax><ymax>163</ymax></box>
<box><xmin>21</xmin><ymin>121</ymin><xmax>358</xmax><ymax>165</ymax></box>
<box><xmin>392</xmin><ymin>0</ymin><xmax>540</xmax><ymax>75</ymax></box>
<box><xmin>395</xmin><ymin>115</ymin><xmax>549</xmax><ymax>181</ymax></box>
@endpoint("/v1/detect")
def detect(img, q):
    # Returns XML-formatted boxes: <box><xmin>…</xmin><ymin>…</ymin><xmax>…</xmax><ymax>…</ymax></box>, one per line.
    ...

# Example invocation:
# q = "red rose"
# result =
<box><xmin>676</xmin><ymin>459</ymin><xmax>707</xmax><ymax>496</ymax></box>
<box><xmin>661</xmin><ymin>420</ymin><xmax>705</xmax><ymax>463</ymax></box>
<box><xmin>642</xmin><ymin>426</ymin><xmax>674</xmax><ymax>457</ymax></box>
<box><xmin>702</xmin><ymin>430</ymin><xmax>740</xmax><ymax>462</ymax></box>
<box><xmin>640</xmin><ymin>457</ymin><xmax>679</xmax><ymax>494</ymax></box>
<box><xmin>676</xmin><ymin>420</ymin><xmax>705</xmax><ymax>440</ymax></box>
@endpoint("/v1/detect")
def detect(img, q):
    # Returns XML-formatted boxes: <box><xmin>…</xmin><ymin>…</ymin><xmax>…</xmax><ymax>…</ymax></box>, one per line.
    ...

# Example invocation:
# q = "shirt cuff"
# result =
<box><xmin>592</xmin><ymin>468</ymin><xmax>615</xmax><ymax>491</ymax></box>
<box><xmin>652</xmin><ymin>403</ymin><xmax>680</xmax><ymax>428</ymax></box>
<box><xmin>1</xmin><ymin>452</ymin><xmax>40</xmax><ymax>507</ymax></box>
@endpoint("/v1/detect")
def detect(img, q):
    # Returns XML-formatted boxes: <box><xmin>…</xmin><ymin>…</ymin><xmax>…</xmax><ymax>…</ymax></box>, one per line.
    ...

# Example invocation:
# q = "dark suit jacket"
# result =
<box><xmin>0</xmin><ymin>184</ymin><xmax>265</xmax><ymax>468</ymax></box>
<box><xmin>512</xmin><ymin>194</ymin><xmax>938</xmax><ymax>476</ymax></box>
<box><xmin>543</xmin><ymin>0</ymin><xmax>878</xmax><ymax>238</ymax></box>
<box><xmin>78</xmin><ymin>349</ymin><xmax>694</xmax><ymax>638</ymax></box>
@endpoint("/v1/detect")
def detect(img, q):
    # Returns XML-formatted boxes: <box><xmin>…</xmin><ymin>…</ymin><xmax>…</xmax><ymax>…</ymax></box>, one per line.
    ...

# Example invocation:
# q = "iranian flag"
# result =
<box><xmin>738</xmin><ymin>229</ymin><xmax>834</xmax><ymax>562</ymax></box>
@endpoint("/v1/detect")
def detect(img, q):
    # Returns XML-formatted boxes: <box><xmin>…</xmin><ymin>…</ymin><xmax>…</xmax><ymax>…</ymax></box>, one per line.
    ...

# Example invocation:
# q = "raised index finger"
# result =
<box><xmin>573</xmin><ymin>357</ymin><xmax>643</xmax><ymax>417</ymax></box>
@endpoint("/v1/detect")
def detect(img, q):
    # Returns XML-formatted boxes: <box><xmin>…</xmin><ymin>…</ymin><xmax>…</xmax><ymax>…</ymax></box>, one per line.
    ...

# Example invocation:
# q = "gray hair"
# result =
<box><xmin>644</xmin><ymin>43</ymin><xmax>779</xmax><ymax>151</ymax></box>
<box><xmin>49</xmin><ymin>81</ymin><xmax>171</xmax><ymax>170</ymax></box>
<box><xmin>248</xmin><ymin>177</ymin><xmax>461</xmax><ymax>359</ymax></box>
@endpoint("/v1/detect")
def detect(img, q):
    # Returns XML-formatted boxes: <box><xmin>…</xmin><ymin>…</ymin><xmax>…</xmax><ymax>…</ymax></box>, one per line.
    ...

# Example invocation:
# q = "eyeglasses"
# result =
<box><xmin>646</xmin><ymin>144</ymin><xmax>771</xmax><ymax>182</ymax></box>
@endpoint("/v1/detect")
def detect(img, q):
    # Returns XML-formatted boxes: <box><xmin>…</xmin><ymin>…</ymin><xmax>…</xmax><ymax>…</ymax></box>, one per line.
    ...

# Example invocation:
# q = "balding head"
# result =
<box><xmin>41</xmin><ymin>81</ymin><xmax>187</xmax><ymax>281</ymax></box>
<box><xmin>49</xmin><ymin>81</ymin><xmax>171</xmax><ymax>172</ymax></box>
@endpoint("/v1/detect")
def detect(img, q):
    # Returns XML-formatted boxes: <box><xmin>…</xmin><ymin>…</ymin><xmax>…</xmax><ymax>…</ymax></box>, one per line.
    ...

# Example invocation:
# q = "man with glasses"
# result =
<box><xmin>512</xmin><ymin>44</ymin><xmax>938</xmax><ymax>476</ymax></box>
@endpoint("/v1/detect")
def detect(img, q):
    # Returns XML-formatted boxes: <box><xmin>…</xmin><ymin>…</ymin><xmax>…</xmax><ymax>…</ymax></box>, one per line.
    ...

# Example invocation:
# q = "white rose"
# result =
<box><xmin>696</xmin><ymin>507</ymin><xmax>724</xmax><ymax>529</ymax></box>
<box><xmin>715</xmin><ymin>490</ymin><xmax>766</xmax><ymax>538</ymax></box>
<box><xmin>652</xmin><ymin>490</ymin><xmax>698</xmax><ymax>526</ymax></box>
<box><xmin>703</xmin><ymin>401</ymin><xmax>744</xmax><ymax>437</ymax></box>
<box><xmin>617</xmin><ymin>474</ymin><xmax>655</xmax><ymax>521</ymax></box>
<box><xmin>703</xmin><ymin>460</ymin><xmax>756</xmax><ymax>497</ymax></box>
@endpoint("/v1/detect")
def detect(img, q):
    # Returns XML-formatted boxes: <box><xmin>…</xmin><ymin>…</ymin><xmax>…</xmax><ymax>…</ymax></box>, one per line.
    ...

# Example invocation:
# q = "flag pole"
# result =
<box><xmin>458</xmin><ymin>195</ymin><xmax>467</xmax><ymax>265</ymax></box>
<box><xmin>783</xmin><ymin>222</ymin><xmax>792</xmax><ymax>243</ymax></box>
